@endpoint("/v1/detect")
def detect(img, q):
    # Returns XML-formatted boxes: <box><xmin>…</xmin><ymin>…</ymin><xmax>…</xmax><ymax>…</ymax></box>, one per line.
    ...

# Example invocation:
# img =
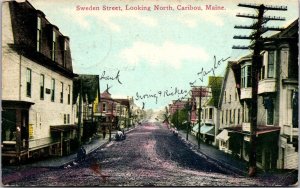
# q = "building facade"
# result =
<box><xmin>2</xmin><ymin>1</ymin><xmax>76</xmax><ymax>163</ymax></box>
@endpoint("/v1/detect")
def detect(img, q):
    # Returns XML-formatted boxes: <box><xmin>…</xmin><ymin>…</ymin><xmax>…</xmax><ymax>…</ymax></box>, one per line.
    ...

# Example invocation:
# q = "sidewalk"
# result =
<box><xmin>177</xmin><ymin>130</ymin><xmax>248</xmax><ymax>176</ymax></box>
<box><xmin>27</xmin><ymin>127</ymin><xmax>136</xmax><ymax>168</ymax></box>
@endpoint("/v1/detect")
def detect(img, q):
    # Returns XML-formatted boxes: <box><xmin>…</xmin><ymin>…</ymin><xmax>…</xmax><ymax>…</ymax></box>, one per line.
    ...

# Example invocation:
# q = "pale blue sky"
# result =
<box><xmin>28</xmin><ymin>0</ymin><xmax>298</xmax><ymax>110</ymax></box>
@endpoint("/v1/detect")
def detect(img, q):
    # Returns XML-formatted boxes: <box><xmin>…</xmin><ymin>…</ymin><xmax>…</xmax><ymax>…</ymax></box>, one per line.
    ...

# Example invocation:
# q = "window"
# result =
<box><xmin>60</xmin><ymin>82</ymin><xmax>63</xmax><ymax>103</ymax></box>
<box><xmin>224</xmin><ymin>91</ymin><xmax>226</xmax><ymax>103</ymax></box>
<box><xmin>229</xmin><ymin>110</ymin><xmax>232</xmax><ymax>123</ymax></box>
<box><xmin>37</xmin><ymin>17</ymin><xmax>42</xmax><ymax>52</ymax></box>
<box><xmin>237</xmin><ymin>109</ymin><xmax>240</xmax><ymax>124</ymax></box>
<box><xmin>63</xmin><ymin>40</ymin><xmax>67</xmax><ymax>67</ymax></box>
<box><xmin>259</xmin><ymin>65</ymin><xmax>265</xmax><ymax>80</ymax></box>
<box><xmin>241</xmin><ymin>64</ymin><xmax>252</xmax><ymax>88</ymax></box>
<box><xmin>51</xmin><ymin>78</ymin><xmax>55</xmax><ymax>102</ymax></box>
<box><xmin>268</xmin><ymin>51</ymin><xmax>275</xmax><ymax>78</ymax></box>
<box><xmin>226</xmin><ymin>109</ymin><xmax>228</xmax><ymax>124</ymax></box>
<box><xmin>229</xmin><ymin>95</ymin><xmax>231</xmax><ymax>103</ymax></box>
<box><xmin>52</xmin><ymin>31</ymin><xmax>56</xmax><ymax>61</ymax></box>
<box><xmin>221</xmin><ymin>110</ymin><xmax>224</xmax><ymax>124</ymax></box>
<box><xmin>267</xmin><ymin>108</ymin><xmax>274</xmax><ymax>125</ymax></box>
<box><xmin>64</xmin><ymin>114</ymin><xmax>66</xmax><ymax>124</ymax></box>
<box><xmin>68</xmin><ymin>85</ymin><xmax>71</xmax><ymax>104</ymax></box>
<box><xmin>26</xmin><ymin>68</ymin><xmax>32</xmax><ymax>97</ymax></box>
<box><xmin>102</xmin><ymin>102</ymin><xmax>107</xmax><ymax>112</ymax></box>
<box><xmin>67</xmin><ymin>114</ymin><xmax>70</xmax><ymax>124</ymax></box>
<box><xmin>233</xmin><ymin>109</ymin><xmax>236</xmax><ymax>124</ymax></box>
<box><xmin>209</xmin><ymin>108</ymin><xmax>213</xmax><ymax>119</ymax></box>
<box><xmin>40</xmin><ymin>74</ymin><xmax>44</xmax><ymax>100</ymax></box>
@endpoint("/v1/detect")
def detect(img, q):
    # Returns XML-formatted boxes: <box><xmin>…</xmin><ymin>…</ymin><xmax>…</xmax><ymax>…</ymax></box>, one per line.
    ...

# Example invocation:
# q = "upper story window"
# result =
<box><xmin>37</xmin><ymin>17</ymin><xmax>42</xmax><ymax>52</ymax></box>
<box><xmin>51</xmin><ymin>31</ymin><xmax>56</xmax><ymax>61</ymax></box>
<box><xmin>267</xmin><ymin>51</ymin><xmax>275</xmax><ymax>78</ymax></box>
<box><xmin>40</xmin><ymin>74</ymin><xmax>44</xmax><ymax>100</ymax></box>
<box><xmin>26</xmin><ymin>68</ymin><xmax>32</xmax><ymax>97</ymax></box>
<box><xmin>224</xmin><ymin>91</ymin><xmax>226</xmax><ymax>103</ymax></box>
<box><xmin>68</xmin><ymin>85</ymin><xmax>71</xmax><ymax>105</ymax></box>
<box><xmin>102</xmin><ymin>102</ymin><xmax>107</xmax><ymax>112</ymax></box>
<box><xmin>51</xmin><ymin>78</ymin><xmax>55</xmax><ymax>102</ymax></box>
<box><xmin>60</xmin><ymin>82</ymin><xmax>63</xmax><ymax>103</ymax></box>
<box><xmin>241</xmin><ymin>63</ymin><xmax>251</xmax><ymax>88</ymax></box>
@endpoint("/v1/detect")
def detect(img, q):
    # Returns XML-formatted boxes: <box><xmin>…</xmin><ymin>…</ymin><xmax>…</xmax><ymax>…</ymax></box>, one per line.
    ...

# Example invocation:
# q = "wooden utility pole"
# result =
<box><xmin>233</xmin><ymin>3</ymin><xmax>286</xmax><ymax>177</ymax></box>
<box><xmin>197</xmin><ymin>86</ymin><xmax>203</xmax><ymax>149</ymax></box>
<box><xmin>78</xmin><ymin>78</ymin><xmax>83</xmax><ymax>146</ymax></box>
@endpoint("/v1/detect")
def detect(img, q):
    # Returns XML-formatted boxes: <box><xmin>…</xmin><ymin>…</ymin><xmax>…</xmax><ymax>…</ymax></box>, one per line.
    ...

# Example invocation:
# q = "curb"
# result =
<box><xmin>177</xmin><ymin>131</ymin><xmax>247</xmax><ymax>176</ymax></box>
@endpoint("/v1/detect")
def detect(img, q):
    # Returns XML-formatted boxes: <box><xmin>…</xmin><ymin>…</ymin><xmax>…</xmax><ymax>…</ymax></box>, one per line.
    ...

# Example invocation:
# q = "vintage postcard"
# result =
<box><xmin>1</xmin><ymin>0</ymin><xmax>299</xmax><ymax>186</ymax></box>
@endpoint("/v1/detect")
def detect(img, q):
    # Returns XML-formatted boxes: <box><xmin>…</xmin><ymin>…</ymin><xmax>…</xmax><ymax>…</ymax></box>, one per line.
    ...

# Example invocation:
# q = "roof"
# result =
<box><xmin>7</xmin><ymin>1</ymin><xmax>75</xmax><ymax>78</ymax></box>
<box><xmin>270</xmin><ymin>19</ymin><xmax>298</xmax><ymax>39</ymax></box>
<box><xmin>114</xmin><ymin>99</ymin><xmax>130</xmax><ymax>107</ymax></box>
<box><xmin>224</xmin><ymin>125</ymin><xmax>280</xmax><ymax>136</ymax></box>
<box><xmin>73</xmin><ymin>74</ymin><xmax>100</xmax><ymax>104</ymax></box>
<box><xmin>206</xmin><ymin>76</ymin><xmax>223</xmax><ymax>107</ymax></box>
<box><xmin>218</xmin><ymin>61</ymin><xmax>241</xmax><ymax>108</ymax></box>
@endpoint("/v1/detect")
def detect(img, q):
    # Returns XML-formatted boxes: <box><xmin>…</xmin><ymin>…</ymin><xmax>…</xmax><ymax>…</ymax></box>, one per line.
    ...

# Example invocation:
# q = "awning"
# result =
<box><xmin>50</xmin><ymin>125</ymin><xmax>77</xmax><ymax>132</ymax></box>
<box><xmin>200</xmin><ymin>124</ymin><xmax>214</xmax><ymax>136</ymax></box>
<box><xmin>192</xmin><ymin>124</ymin><xmax>199</xmax><ymax>132</ymax></box>
<box><xmin>216</xmin><ymin>129</ymin><xmax>230</xmax><ymax>141</ymax></box>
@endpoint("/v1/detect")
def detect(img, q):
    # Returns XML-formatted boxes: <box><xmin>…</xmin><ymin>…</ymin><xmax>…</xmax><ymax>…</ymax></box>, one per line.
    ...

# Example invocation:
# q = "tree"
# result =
<box><xmin>171</xmin><ymin>109</ymin><xmax>189</xmax><ymax>130</ymax></box>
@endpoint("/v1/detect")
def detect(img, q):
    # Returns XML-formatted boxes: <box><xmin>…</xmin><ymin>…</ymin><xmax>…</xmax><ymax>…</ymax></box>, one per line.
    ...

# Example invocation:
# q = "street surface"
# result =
<box><xmin>2</xmin><ymin>122</ymin><xmax>297</xmax><ymax>186</ymax></box>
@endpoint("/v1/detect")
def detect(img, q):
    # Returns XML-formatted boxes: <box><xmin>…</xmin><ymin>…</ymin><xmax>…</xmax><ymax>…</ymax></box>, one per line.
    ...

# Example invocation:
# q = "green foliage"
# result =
<box><xmin>170</xmin><ymin>109</ymin><xmax>189</xmax><ymax>130</ymax></box>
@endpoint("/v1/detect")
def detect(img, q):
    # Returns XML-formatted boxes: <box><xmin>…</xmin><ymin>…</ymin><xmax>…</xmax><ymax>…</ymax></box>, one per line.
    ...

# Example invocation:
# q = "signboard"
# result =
<box><xmin>29</xmin><ymin>124</ymin><xmax>34</xmax><ymax>139</ymax></box>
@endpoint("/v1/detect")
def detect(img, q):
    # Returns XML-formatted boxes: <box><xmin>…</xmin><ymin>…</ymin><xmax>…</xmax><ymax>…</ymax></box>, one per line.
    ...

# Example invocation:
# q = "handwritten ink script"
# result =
<box><xmin>100</xmin><ymin>70</ymin><xmax>122</xmax><ymax>84</ymax></box>
<box><xmin>189</xmin><ymin>55</ymin><xmax>230</xmax><ymax>87</ymax></box>
<box><xmin>135</xmin><ymin>87</ymin><xmax>188</xmax><ymax>104</ymax></box>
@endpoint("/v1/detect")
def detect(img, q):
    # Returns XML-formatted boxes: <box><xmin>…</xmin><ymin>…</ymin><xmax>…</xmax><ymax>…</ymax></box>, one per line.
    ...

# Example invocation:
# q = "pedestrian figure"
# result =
<box><xmin>102</xmin><ymin>125</ymin><xmax>106</xmax><ymax>139</ymax></box>
<box><xmin>76</xmin><ymin>146</ymin><xmax>86</xmax><ymax>162</ymax></box>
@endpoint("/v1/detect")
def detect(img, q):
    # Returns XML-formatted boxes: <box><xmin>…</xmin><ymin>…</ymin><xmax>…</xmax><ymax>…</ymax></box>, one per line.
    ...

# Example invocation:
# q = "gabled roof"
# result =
<box><xmin>218</xmin><ymin>61</ymin><xmax>241</xmax><ymax>108</ymax></box>
<box><xmin>73</xmin><ymin>74</ymin><xmax>100</xmax><ymax>104</ymax></box>
<box><xmin>270</xmin><ymin>19</ymin><xmax>298</xmax><ymax>39</ymax></box>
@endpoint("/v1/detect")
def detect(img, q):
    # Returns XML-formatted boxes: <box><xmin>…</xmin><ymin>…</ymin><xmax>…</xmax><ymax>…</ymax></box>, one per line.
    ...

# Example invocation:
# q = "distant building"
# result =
<box><xmin>2</xmin><ymin>1</ymin><xmax>76</xmax><ymax>163</ymax></box>
<box><xmin>201</xmin><ymin>76</ymin><xmax>223</xmax><ymax>146</ymax></box>
<box><xmin>73</xmin><ymin>74</ymin><xmax>100</xmax><ymax>141</ymax></box>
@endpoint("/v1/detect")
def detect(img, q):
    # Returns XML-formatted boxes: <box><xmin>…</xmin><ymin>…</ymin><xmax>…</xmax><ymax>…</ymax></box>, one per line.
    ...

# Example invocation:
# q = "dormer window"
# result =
<box><xmin>63</xmin><ymin>39</ymin><xmax>68</xmax><ymax>67</ymax></box>
<box><xmin>37</xmin><ymin>17</ymin><xmax>42</xmax><ymax>52</ymax></box>
<box><xmin>52</xmin><ymin>31</ymin><xmax>56</xmax><ymax>61</ymax></box>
